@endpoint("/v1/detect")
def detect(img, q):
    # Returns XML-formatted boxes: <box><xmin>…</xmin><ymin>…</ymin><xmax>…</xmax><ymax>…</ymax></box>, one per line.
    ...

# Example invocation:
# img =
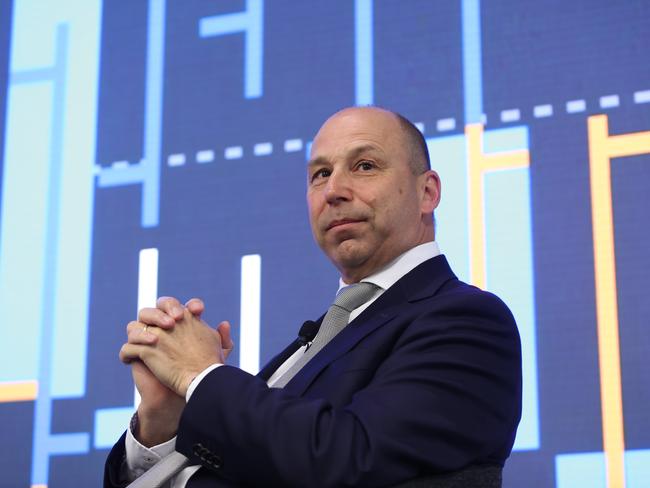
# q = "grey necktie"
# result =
<box><xmin>272</xmin><ymin>282</ymin><xmax>379</xmax><ymax>388</ymax></box>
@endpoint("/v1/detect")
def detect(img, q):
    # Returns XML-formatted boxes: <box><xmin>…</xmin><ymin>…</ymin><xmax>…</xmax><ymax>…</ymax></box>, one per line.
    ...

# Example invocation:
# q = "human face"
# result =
<box><xmin>307</xmin><ymin>108</ymin><xmax>438</xmax><ymax>283</ymax></box>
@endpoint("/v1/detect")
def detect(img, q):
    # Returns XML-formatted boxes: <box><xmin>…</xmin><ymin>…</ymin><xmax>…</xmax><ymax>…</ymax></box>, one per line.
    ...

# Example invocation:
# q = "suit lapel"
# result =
<box><xmin>257</xmin><ymin>339</ymin><xmax>302</xmax><ymax>381</ymax></box>
<box><xmin>283</xmin><ymin>255</ymin><xmax>457</xmax><ymax>396</ymax></box>
<box><xmin>257</xmin><ymin>316</ymin><xmax>326</xmax><ymax>381</ymax></box>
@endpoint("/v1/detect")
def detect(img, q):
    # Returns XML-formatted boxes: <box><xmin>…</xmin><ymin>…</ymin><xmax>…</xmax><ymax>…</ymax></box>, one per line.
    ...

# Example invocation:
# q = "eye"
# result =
<box><xmin>310</xmin><ymin>167</ymin><xmax>331</xmax><ymax>183</ymax></box>
<box><xmin>357</xmin><ymin>160</ymin><xmax>375</xmax><ymax>171</ymax></box>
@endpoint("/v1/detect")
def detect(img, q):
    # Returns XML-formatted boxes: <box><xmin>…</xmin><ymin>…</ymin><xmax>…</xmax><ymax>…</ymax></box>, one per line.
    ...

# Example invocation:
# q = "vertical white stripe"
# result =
<box><xmin>240</xmin><ymin>254</ymin><xmax>261</xmax><ymax>374</ymax></box>
<box><xmin>135</xmin><ymin>248</ymin><xmax>159</xmax><ymax>407</ymax></box>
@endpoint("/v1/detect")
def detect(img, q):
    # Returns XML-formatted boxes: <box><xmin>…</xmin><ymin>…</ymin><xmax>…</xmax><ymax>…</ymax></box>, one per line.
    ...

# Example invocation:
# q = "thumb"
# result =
<box><xmin>216</xmin><ymin>321</ymin><xmax>234</xmax><ymax>351</ymax></box>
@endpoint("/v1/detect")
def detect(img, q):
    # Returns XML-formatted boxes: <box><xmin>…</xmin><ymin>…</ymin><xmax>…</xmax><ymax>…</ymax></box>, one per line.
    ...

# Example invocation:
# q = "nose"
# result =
<box><xmin>324</xmin><ymin>169</ymin><xmax>353</xmax><ymax>204</ymax></box>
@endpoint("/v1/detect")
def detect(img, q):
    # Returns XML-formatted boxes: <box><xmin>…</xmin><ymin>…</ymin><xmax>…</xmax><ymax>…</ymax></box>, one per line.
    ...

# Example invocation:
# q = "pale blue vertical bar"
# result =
<box><xmin>244</xmin><ymin>0</ymin><xmax>263</xmax><ymax>98</ymax></box>
<box><xmin>354</xmin><ymin>0</ymin><xmax>373</xmax><ymax>106</ymax></box>
<box><xmin>482</xmin><ymin>127</ymin><xmax>539</xmax><ymax>450</ymax></box>
<box><xmin>51</xmin><ymin>0</ymin><xmax>103</xmax><ymax>397</ymax></box>
<box><xmin>484</xmin><ymin>167</ymin><xmax>539</xmax><ymax>450</ymax></box>
<box><xmin>0</xmin><ymin>84</ymin><xmax>52</xmax><ymax>382</ymax></box>
<box><xmin>426</xmin><ymin>135</ymin><xmax>470</xmax><ymax>281</ymax></box>
<box><xmin>31</xmin><ymin>24</ymin><xmax>68</xmax><ymax>486</ymax></box>
<box><xmin>141</xmin><ymin>0</ymin><xmax>165</xmax><ymax>227</ymax></box>
<box><xmin>555</xmin><ymin>452</ymin><xmax>606</xmax><ymax>488</ymax></box>
<box><xmin>461</xmin><ymin>0</ymin><xmax>483</xmax><ymax>124</ymax></box>
<box><xmin>198</xmin><ymin>0</ymin><xmax>264</xmax><ymax>99</ymax></box>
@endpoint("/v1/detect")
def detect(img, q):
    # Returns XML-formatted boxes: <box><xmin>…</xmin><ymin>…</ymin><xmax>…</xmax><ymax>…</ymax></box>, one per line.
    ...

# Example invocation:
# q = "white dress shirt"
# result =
<box><xmin>123</xmin><ymin>241</ymin><xmax>441</xmax><ymax>487</ymax></box>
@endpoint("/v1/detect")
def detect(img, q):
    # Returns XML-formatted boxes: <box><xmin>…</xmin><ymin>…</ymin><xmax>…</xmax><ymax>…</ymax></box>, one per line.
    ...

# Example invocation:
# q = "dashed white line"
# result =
<box><xmin>533</xmin><ymin>104</ymin><xmax>553</xmax><ymax>118</ymax></box>
<box><xmin>599</xmin><ymin>95</ymin><xmax>620</xmax><ymax>109</ymax></box>
<box><xmin>436</xmin><ymin>118</ymin><xmax>455</xmax><ymax>131</ymax></box>
<box><xmin>225</xmin><ymin>146</ymin><xmax>243</xmax><ymax>160</ymax></box>
<box><xmin>196</xmin><ymin>150</ymin><xmax>214</xmax><ymax>164</ymax></box>
<box><xmin>254</xmin><ymin>142</ymin><xmax>273</xmax><ymax>156</ymax></box>
<box><xmin>157</xmin><ymin>89</ymin><xmax>650</xmax><ymax>169</ymax></box>
<box><xmin>500</xmin><ymin>109</ymin><xmax>520</xmax><ymax>123</ymax></box>
<box><xmin>167</xmin><ymin>154</ymin><xmax>186</xmax><ymax>167</ymax></box>
<box><xmin>112</xmin><ymin>160</ymin><xmax>130</xmax><ymax>169</ymax></box>
<box><xmin>284</xmin><ymin>139</ymin><xmax>303</xmax><ymax>152</ymax></box>
<box><xmin>566</xmin><ymin>99</ymin><xmax>586</xmax><ymax>113</ymax></box>
<box><xmin>634</xmin><ymin>90</ymin><xmax>650</xmax><ymax>104</ymax></box>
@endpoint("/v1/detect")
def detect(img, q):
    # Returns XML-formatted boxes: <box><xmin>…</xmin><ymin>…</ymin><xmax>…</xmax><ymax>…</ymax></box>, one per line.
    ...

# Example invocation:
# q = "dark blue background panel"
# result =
<box><xmin>0</xmin><ymin>1</ymin><xmax>648</xmax><ymax>486</ymax></box>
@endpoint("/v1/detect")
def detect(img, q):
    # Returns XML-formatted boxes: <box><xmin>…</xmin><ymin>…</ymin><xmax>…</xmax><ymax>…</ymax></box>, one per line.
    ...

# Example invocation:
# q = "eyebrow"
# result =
<box><xmin>307</xmin><ymin>144</ymin><xmax>383</xmax><ymax>168</ymax></box>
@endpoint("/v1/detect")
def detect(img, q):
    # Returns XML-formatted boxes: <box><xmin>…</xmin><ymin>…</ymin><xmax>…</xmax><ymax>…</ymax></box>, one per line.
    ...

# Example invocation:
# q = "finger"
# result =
<box><xmin>216</xmin><ymin>321</ymin><xmax>234</xmax><ymax>351</ymax></box>
<box><xmin>185</xmin><ymin>298</ymin><xmax>205</xmax><ymax>318</ymax></box>
<box><xmin>156</xmin><ymin>296</ymin><xmax>184</xmax><ymax>320</ymax></box>
<box><xmin>126</xmin><ymin>321</ymin><xmax>159</xmax><ymax>345</ymax></box>
<box><xmin>137</xmin><ymin>308</ymin><xmax>175</xmax><ymax>329</ymax></box>
<box><xmin>120</xmin><ymin>343</ymin><xmax>147</xmax><ymax>364</ymax></box>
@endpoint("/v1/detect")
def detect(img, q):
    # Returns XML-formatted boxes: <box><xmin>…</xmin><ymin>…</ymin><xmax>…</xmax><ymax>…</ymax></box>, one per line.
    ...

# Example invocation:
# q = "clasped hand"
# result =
<box><xmin>120</xmin><ymin>297</ymin><xmax>233</xmax><ymax>398</ymax></box>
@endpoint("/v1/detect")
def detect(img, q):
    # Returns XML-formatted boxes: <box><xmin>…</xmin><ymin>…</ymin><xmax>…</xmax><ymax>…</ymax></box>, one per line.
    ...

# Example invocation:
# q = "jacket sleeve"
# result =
<box><xmin>103</xmin><ymin>431</ymin><xmax>130</xmax><ymax>488</ymax></box>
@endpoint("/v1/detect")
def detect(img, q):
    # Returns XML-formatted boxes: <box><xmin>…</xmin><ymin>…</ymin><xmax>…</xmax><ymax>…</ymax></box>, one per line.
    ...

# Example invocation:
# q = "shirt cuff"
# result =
<box><xmin>124</xmin><ymin>414</ymin><xmax>177</xmax><ymax>480</ymax></box>
<box><xmin>186</xmin><ymin>363</ymin><xmax>222</xmax><ymax>402</ymax></box>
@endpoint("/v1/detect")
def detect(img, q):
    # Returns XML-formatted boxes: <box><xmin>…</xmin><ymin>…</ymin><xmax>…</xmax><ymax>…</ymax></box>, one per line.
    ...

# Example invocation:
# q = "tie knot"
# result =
<box><xmin>334</xmin><ymin>282</ymin><xmax>379</xmax><ymax>312</ymax></box>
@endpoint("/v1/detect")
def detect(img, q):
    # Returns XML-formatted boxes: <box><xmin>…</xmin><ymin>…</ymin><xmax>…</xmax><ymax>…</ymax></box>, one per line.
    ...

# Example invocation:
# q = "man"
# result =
<box><xmin>105</xmin><ymin>107</ymin><xmax>522</xmax><ymax>487</ymax></box>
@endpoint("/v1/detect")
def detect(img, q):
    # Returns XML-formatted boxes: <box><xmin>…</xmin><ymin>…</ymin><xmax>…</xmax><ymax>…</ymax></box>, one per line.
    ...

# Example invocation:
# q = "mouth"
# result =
<box><xmin>326</xmin><ymin>218</ymin><xmax>365</xmax><ymax>231</ymax></box>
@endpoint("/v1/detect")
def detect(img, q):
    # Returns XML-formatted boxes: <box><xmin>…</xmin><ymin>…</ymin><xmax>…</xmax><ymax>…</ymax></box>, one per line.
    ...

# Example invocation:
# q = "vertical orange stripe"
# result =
<box><xmin>466</xmin><ymin>124</ymin><xmax>487</xmax><ymax>290</ymax></box>
<box><xmin>588</xmin><ymin>114</ymin><xmax>625</xmax><ymax>488</ymax></box>
<box><xmin>587</xmin><ymin>114</ymin><xmax>650</xmax><ymax>488</ymax></box>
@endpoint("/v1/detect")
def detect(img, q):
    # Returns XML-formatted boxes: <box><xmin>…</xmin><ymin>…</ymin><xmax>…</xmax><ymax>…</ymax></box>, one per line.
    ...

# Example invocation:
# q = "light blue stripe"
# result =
<box><xmin>29</xmin><ymin>23</ymin><xmax>67</xmax><ymax>485</ymax></box>
<box><xmin>244</xmin><ymin>0</ymin><xmax>263</xmax><ymax>99</ymax></box>
<box><xmin>199</xmin><ymin>0</ymin><xmax>264</xmax><ymax>99</ymax></box>
<box><xmin>555</xmin><ymin>452</ymin><xmax>606</xmax><ymax>488</ymax></box>
<box><xmin>0</xmin><ymin>83</ymin><xmax>53</xmax><ymax>382</ymax></box>
<box><xmin>461</xmin><ymin>0</ymin><xmax>483</xmax><ymax>124</ymax></box>
<box><xmin>626</xmin><ymin>449</ymin><xmax>650</xmax><ymax>487</ymax></box>
<box><xmin>354</xmin><ymin>0</ymin><xmax>373</xmax><ymax>106</ymax></box>
<box><xmin>483</xmin><ymin>126</ymin><xmax>528</xmax><ymax>153</ymax></box>
<box><xmin>484</xmin><ymin>166</ymin><xmax>540</xmax><ymax>450</ymax></box>
<box><xmin>51</xmin><ymin>0</ymin><xmax>103</xmax><ymax>398</ymax></box>
<box><xmin>94</xmin><ymin>407</ymin><xmax>134</xmax><ymax>449</ymax></box>
<box><xmin>426</xmin><ymin>135</ymin><xmax>470</xmax><ymax>281</ymax></box>
<box><xmin>141</xmin><ymin>0</ymin><xmax>165</xmax><ymax>228</ymax></box>
<box><xmin>48</xmin><ymin>433</ymin><xmax>90</xmax><ymax>455</ymax></box>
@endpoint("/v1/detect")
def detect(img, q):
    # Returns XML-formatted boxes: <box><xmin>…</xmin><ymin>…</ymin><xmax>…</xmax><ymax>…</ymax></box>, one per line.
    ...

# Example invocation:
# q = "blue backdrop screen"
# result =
<box><xmin>0</xmin><ymin>1</ymin><xmax>648</xmax><ymax>486</ymax></box>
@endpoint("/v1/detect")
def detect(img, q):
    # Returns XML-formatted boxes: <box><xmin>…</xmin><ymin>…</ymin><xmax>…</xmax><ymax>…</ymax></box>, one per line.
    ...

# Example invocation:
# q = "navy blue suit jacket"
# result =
<box><xmin>105</xmin><ymin>255</ymin><xmax>522</xmax><ymax>487</ymax></box>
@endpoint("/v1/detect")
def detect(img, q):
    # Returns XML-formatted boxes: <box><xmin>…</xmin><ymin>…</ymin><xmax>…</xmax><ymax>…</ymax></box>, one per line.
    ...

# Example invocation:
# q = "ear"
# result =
<box><xmin>419</xmin><ymin>170</ymin><xmax>441</xmax><ymax>214</ymax></box>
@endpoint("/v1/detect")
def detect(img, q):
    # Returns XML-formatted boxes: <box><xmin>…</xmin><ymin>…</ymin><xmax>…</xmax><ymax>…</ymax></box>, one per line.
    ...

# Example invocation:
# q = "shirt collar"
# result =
<box><xmin>337</xmin><ymin>241</ymin><xmax>441</xmax><ymax>294</ymax></box>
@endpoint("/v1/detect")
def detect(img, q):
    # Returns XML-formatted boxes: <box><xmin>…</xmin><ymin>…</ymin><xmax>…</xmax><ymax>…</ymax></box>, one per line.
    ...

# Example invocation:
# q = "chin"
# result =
<box><xmin>331</xmin><ymin>241</ymin><xmax>372</xmax><ymax>270</ymax></box>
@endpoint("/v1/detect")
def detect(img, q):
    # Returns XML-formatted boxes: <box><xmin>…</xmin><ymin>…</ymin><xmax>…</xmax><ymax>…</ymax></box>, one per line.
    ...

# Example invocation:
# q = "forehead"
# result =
<box><xmin>310</xmin><ymin>109</ymin><xmax>407</xmax><ymax>161</ymax></box>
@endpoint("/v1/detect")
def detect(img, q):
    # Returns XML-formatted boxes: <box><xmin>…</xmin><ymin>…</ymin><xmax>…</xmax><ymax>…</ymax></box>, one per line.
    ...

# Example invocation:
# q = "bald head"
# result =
<box><xmin>321</xmin><ymin>107</ymin><xmax>430</xmax><ymax>175</ymax></box>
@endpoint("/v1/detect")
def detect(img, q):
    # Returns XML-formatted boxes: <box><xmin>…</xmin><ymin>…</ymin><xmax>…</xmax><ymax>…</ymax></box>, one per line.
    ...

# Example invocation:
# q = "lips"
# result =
<box><xmin>326</xmin><ymin>218</ymin><xmax>365</xmax><ymax>231</ymax></box>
